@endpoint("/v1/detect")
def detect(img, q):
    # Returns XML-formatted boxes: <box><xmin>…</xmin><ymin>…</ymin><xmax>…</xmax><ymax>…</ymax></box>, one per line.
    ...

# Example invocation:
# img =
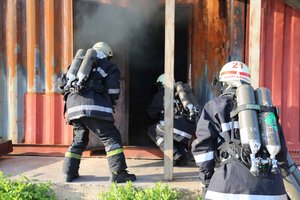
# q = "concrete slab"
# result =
<box><xmin>0</xmin><ymin>156</ymin><xmax>201</xmax><ymax>200</ymax></box>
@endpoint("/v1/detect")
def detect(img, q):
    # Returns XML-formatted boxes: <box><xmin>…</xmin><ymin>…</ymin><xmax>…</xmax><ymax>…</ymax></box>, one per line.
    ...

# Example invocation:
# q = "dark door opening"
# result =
<box><xmin>128</xmin><ymin>6</ymin><xmax>192</xmax><ymax>146</ymax></box>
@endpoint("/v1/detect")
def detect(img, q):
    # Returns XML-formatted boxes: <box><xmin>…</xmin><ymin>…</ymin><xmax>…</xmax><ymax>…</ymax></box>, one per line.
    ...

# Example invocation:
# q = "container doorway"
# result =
<box><xmin>128</xmin><ymin>6</ymin><xmax>192</xmax><ymax>146</ymax></box>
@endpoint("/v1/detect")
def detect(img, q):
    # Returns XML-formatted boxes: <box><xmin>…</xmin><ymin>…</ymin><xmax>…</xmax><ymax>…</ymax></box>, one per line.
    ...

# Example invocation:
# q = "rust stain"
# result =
<box><xmin>45</xmin><ymin>0</ymin><xmax>55</xmax><ymax>92</ymax></box>
<box><xmin>206</xmin><ymin>0</ymin><xmax>228</xmax><ymax>81</ymax></box>
<box><xmin>54</xmin><ymin>0</ymin><xmax>62</xmax><ymax>76</ymax></box>
<box><xmin>2</xmin><ymin>0</ymin><xmax>75</xmax><ymax>144</ymax></box>
<box><xmin>6</xmin><ymin>0</ymin><xmax>18</xmax><ymax>80</ymax></box>
<box><xmin>62</xmin><ymin>0</ymin><xmax>73</xmax><ymax>69</ymax></box>
<box><xmin>26</xmin><ymin>0</ymin><xmax>36</xmax><ymax>92</ymax></box>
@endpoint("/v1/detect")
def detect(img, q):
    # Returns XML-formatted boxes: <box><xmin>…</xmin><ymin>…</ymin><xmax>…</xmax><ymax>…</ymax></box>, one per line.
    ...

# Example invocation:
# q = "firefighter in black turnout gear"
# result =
<box><xmin>192</xmin><ymin>61</ymin><xmax>288</xmax><ymax>199</ymax></box>
<box><xmin>147</xmin><ymin>74</ymin><xmax>197</xmax><ymax>166</ymax></box>
<box><xmin>58</xmin><ymin>42</ymin><xmax>136</xmax><ymax>183</ymax></box>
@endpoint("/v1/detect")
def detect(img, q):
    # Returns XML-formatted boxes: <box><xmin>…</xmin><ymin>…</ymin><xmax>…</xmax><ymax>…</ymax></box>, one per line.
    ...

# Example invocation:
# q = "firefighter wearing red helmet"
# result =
<box><xmin>192</xmin><ymin>61</ymin><xmax>288</xmax><ymax>199</ymax></box>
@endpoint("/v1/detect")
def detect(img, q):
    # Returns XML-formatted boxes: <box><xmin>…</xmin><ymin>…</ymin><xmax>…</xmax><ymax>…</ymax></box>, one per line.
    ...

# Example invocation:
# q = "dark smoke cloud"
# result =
<box><xmin>74</xmin><ymin>1</ymin><xmax>161</xmax><ymax>54</ymax></box>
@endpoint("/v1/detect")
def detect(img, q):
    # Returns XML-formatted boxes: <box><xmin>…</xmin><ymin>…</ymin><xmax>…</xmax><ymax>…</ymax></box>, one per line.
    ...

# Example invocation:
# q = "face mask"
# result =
<box><xmin>96</xmin><ymin>51</ymin><xmax>107</xmax><ymax>59</ymax></box>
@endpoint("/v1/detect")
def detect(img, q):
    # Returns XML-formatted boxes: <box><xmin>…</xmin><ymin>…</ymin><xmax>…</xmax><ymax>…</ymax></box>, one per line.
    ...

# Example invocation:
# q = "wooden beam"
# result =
<box><xmin>248</xmin><ymin>0</ymin><xmax>262</xmax><ymax>88</ymax></box>
<box><xmin>164</xmin><ymin>0</ymin><xmax>175</xmax><ymax>181</ymax></box>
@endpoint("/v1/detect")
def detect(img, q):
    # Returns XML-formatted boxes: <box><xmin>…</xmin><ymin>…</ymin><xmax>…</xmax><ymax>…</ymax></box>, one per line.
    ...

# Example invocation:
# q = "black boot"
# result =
<box><xmin>174</xmin><ymin>156</ymin><xmax>188</xmax><ymax>166</ymax></box>
<box><xmin>63</xmin><ymin>155</ymin><xmax>81</xmax><ymax>182</ymax></box>
<box><xmin>110</xmin><ymin>170</ymin><xmax>136</xmax><ymax>183</ymax></box>
<box><xmin>64</xmin><ymin>172</ymin><xmax>79</xmax><ymax>182</ymax></box>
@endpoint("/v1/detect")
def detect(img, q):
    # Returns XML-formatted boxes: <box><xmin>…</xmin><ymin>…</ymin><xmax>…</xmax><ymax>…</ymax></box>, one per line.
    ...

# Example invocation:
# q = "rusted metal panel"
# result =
<box><xmin>191</xmin><ymin>0</ymin><xmax>246</xmax><ymax>108</ymax></box>
<box><xmin>260</xmin><ymin>0</ymin><xmax>300</xmax><ymax>155</ymax></box>
<box><xmin>6</xmin><ymin>0</ymin><xmax>19</xmax><ymax>143</ymax></box>
<box><xmin>44</xmin><ymin>0</ymin><xmax>55</xmax><ymax>93</ymax></box>
<box><xmin>24</xmin><ymin>93</ymin><xmax>73</xmax><ymax>145</ymax></box>
<box><xmin>62</xmin><ymin>0</ymin><xmax>73</xmax><ymax>69</ymax></box>
<box><xmin>0</xmin><ymin>1</ymin><xmax>8</xmax><ymax>141</ymax></box>
<box><xmin>26</xmin><ymin>0</ymin><xmax>37</xmax><ymax>92</ymax></box>
<box><xmin>1</xmin><ymin>0</ymin><xmax>73</xmax><ymax>145</ymax></box>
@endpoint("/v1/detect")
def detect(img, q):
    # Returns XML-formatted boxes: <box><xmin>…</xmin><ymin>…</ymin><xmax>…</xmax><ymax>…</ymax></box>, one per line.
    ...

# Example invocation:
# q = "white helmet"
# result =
<box><xmin>219</xmin><ymin>61</ymin><xmax>251</xmax><ymax>87</ymax></box>
<box><xmin>92</xmin><ymin>42</ymin><xmax>113</xmax><ymax>58</ymax></box>
<box><xmin>156</xmin><ymin>74</ymin><xmax>165</xmax><ymax>86</ymax></box>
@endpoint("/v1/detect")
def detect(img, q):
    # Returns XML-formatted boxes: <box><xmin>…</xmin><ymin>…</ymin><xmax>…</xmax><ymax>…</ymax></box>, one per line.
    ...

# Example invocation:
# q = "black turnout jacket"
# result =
<box><xmin>147</xmin><ymin>89</ymin><xmax>196</xmax><ymax>142</ymax></box>
<box><xmin>192</xmin><ymin>87</ymin><xmax>288</xmax><ymax>200</ymax></box>
<box><xmin>65</xmin><ymin>58</ymin><xmax>120</xmax><ymax>123</ymax></box>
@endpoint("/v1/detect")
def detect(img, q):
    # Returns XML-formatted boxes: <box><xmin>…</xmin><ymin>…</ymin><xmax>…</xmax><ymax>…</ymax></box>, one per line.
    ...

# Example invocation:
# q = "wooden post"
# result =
<box><xmin>248</xmin><ymin>0</ymin><xmax>262</xmax><ymax>89</ymax></box>
<box><xmin>164</xmin><ymin>0</ymin><xmax>175</xmax><ymax>181</ymax></box>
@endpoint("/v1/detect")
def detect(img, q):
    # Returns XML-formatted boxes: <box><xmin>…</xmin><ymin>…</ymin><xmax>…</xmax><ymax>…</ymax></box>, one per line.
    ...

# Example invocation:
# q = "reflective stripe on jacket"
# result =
<box><xmin>66</xmin><ymin>59</ymin><xmax>120</xmax><ymax>122</ymax></box>
<box><xmin>147</xmin><ymin>89</ymin><xmax>196</xmax><ymax>142</ymax></box>
<box><xmin>192</xmin><ymin>87</ymin><xmax>287</xmax><ymax>199</ymax></box>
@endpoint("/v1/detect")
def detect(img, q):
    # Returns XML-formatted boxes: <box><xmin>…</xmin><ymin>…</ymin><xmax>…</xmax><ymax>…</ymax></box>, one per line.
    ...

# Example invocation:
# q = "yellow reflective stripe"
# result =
<box><xmin>65</xmin><ymin>152</ymin><xmax>81</xmax><ymax>160</ymax></box>
<box><xmin>107</xmin><ymin>148</ymin><xmax>123</xmax><ymax>157</ymax></box>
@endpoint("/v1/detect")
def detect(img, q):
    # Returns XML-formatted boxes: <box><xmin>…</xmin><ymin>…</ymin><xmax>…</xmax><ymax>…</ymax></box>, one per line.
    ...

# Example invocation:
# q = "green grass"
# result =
<box><xmin>98</xmin><ymin>181</ymin><xmax>202</xmax><ymax>200</ymax></box>
<box><xmin>0</xmin><ymin>171</ymin><xmax>56</xmax><ymax>200</ymax></box>
<box><xmin>0</xmin><ymin>171</ymin><xmax>202</xmax><ymax>200</ymax></box>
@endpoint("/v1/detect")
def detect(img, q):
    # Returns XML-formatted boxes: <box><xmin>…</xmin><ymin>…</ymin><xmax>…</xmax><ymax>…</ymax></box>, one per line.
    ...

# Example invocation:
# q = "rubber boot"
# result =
<box><xmin>110</xmin><ymin>170</ymin><xmax>136</xmax><ymax>183</ymax></box>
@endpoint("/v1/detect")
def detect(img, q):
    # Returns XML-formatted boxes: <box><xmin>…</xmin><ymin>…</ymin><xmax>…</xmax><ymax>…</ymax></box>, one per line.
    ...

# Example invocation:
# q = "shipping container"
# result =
<box><xmin>0</xmin><ymin>0</ymin><xmax>299</xmax><ymax>160</ymax></box>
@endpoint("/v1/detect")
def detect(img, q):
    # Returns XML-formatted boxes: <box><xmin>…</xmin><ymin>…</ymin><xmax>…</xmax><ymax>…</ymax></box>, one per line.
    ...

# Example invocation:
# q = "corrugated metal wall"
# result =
<box><xmin>0</xmin><ymin>0</ymin><xmax>73</xmax><ymax>145</ymax></box>
<box><xmin>191</xmin><ymin>0</ymin><xmax>246</xmax><ymax>107</ymax></box>
<box><xmin>260</xmin><ymin>0</ymin><xmax>300</xmax><ymax>155</ymax></box>
<box><xmin>1</xmin><ymin>0</ymin><xmax>247</xmax><ymax>148</ymax></box>
<box><xmin>2</xmin><ymin>0</ymin><xmax>298</xmax><ymax>158</ymax></box>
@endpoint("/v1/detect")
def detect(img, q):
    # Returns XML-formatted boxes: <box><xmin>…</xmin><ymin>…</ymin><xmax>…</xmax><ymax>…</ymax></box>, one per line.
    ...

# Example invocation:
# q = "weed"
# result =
<box><xmin>0</xmin><ymin>171</ymin><xmax>56</xmax><ymax>200</ymax></box>
<box><xmin>98</xmin><ymin>181</ymin><xmax>201</xmax><ymax>200</ymax></box>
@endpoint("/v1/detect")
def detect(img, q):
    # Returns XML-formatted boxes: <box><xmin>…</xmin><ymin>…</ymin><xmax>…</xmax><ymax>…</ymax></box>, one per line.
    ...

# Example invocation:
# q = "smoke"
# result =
<box><xmin>74</xmin><ymin>1</ymin><xmax>161</xmax><ymax>55</ymax></box>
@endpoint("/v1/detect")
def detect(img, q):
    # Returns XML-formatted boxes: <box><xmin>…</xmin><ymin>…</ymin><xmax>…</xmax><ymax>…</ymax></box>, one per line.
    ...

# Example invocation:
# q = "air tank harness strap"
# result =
<box><xmin>218</xmin><ymin>141</ymin><xmax>242</xmax><ymax>165</ymax></box>
<box><xmin>230</xmin><ymin>103</ymin><xmax>279</xmax><ymax>119</ymax></box>
<box><xmin>70</xmin><ymin>75</ymin><xmax>104</xmax><ymax>94</ymax></box>
<box><xmin>281</xmin><ymin>161</ymin><xmax>299</xmax><ymax>178</ymax></box>
<box><xmin>218</xmin><ymin>117</ymin><xmax>242</xmax><ymax>165</ymax></box>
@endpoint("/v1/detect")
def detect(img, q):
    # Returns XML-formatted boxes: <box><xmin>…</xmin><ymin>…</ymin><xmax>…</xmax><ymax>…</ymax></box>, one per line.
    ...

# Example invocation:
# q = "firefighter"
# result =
<box><xmin>58</xmin><ymin>42</ymin><xmax>136</xmax><ymax>183</ymax></box>
<box><xmin>147</xmin><ymin>74</ymin><xmax>197</xmax><ymax>166</ymax></box>
<box><xmin>192</xmin><ymin>61</ymin><xmax>288</xmax><ymax>199</ymax></box>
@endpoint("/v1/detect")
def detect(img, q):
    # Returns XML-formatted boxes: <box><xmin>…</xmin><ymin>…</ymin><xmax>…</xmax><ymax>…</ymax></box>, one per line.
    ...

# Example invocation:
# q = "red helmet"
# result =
<box><xmin>219</xmin><ymin>61</ymin><xmax>251</xmax><ymax>87</ymax></box>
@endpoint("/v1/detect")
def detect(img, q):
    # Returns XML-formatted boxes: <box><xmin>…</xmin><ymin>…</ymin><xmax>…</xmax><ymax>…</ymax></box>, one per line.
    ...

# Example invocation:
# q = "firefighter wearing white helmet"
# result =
<box><xmin>156</xmin><ymin>73</ymin><xmax>165</xmax><ymax>87</ymax></box>
<box><xmin>59</xmin><ymin>42</ymin><xmax>136</xmax><ymax>183</ymax></box>
<box><xmin>92</xmin><ymin>42</ymin><xmax>113</xmax><ymax>59</ymax></box>
<box><xmin>147</xmin><ymin>74</ymin><xmax>197</xmax><ymax>166</ymax></box>
<box><xmin>219</xmin><ymin>61</ymin><xmax>251</xmax><ymax>87</ymax></box>
<box><xmin>192</xmin><ymin>61</ymin><xmax>288</xmax><ymax>199</ymax></box>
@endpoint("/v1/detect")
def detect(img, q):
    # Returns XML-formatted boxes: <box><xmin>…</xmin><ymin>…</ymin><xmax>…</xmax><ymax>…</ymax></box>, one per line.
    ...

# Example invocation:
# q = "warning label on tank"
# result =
<box><xmin>265</xmin><ymin>113</ymin><xmax>278</xmax><ymax>132</ymax></box>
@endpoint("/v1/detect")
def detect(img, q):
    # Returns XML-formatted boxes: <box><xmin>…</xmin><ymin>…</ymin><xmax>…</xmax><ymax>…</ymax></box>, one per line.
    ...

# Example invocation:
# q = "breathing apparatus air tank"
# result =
<box><xmin>255</xmin><ymin>87</ymin><xmax>281</xmax><ymax>174</ymax></box>
<box><xmin>175</xmin><ymin>82</ymin><xmax>194</xmax><ymax>116</ymax></box>
<box><xmin>64</xmin><ymin>49</ymin><xmax>86</xmax><ymax>90</ymax></box>
<box><xmin>236</xmin><ymin>84</ymin><xmax>261</xmax><ymax>176</ymax></box>
<box><xmin>76</xmin><ymin>48</ymin><xmax>97</xmax><ymax>87</ymax></box>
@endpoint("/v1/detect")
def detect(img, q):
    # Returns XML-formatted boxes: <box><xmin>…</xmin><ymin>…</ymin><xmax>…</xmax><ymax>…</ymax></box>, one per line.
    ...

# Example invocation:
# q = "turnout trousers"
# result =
<box><xmin>63</xmin><ymin>117</ymin><xmax>127</xmax><ymax>175</ymax></box>
<box><xmin>147</xmin><ymin>123</ymin><xmax>189</xmax><ymax>161</ymax></box>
